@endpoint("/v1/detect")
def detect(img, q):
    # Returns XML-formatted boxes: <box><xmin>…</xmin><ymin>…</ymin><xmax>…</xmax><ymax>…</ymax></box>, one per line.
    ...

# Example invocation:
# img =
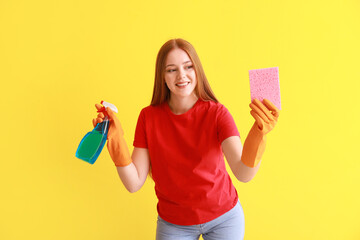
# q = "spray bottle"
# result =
<box><xmin>75</xmin><ymin>101</ymin><xmax>118</xmax><ymax>164</ymax></box>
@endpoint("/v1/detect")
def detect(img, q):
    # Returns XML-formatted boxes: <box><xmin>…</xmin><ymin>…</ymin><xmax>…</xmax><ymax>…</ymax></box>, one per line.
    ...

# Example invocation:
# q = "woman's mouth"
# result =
<box><xmin>176</xmin><ymin>82</ymin><xmax>190</xmax><ymax>87</ymax></box>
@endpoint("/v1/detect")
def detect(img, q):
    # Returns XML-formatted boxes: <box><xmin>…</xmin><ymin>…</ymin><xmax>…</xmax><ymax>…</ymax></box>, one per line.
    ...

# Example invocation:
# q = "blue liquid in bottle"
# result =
<box><xmin>75</xmin><ymin>118</ymin><xmax>109</xmax><ymax>164</ymax></box>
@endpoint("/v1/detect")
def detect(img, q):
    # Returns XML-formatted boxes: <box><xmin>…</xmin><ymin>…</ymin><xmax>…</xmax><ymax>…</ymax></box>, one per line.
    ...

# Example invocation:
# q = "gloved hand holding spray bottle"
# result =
<box><xmin>75</xmin><ymin>101</ymin><xmax>118</xmax><ymax>164</ymax></box>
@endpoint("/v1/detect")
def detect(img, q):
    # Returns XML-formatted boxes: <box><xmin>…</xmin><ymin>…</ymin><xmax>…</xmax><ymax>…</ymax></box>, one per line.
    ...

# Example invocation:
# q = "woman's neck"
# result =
<box><xmin>168</xmin><ymin>94</ymin><xmax>199</xmax><ymax>115</ymax></box>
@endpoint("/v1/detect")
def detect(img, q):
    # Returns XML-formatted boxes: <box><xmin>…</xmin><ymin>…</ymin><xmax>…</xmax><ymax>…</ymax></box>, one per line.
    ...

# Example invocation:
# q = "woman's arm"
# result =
<box><xmin>116</xmin><ymin>147</ymin><xmax>150</xmax><ymax>193</ymax></box>
<box><xmin>222</xmin><ymin>98</ymin><xmax>279</xmax><ymax>182</ymax></box>
<box><xmin>93</xmin><ymin>104</ymin><xmax>151</xmax><ymax>193</ymax></box>
<box><xmin>221</xmin><ymin>136</ymin><xmax>261</xmax><ymax>182</ymax></box>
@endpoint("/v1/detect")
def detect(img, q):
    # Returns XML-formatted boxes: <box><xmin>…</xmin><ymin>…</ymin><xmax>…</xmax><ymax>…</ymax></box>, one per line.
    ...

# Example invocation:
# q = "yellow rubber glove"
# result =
<box><xmin>241</xmin><ymin>99</ymin><xmax>280</xmax><ymax>168</ymax></box>
<box><xmin>93</xmin><ymin>103</ymin><xmax>132</xmax><ymax>167</ymax></box>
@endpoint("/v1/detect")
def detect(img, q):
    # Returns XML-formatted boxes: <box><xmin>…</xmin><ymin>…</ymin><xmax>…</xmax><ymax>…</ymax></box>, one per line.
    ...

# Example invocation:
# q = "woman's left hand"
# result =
<box><xmin>249</xmin><ymin>99</ymin><xmax>280</xmax><ymax>135</ymax></box>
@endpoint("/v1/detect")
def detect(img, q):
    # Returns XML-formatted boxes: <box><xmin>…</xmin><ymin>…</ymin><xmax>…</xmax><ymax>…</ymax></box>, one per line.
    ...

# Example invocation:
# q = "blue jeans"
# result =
<box><xmin>156</xmin><ymin>201</ymin><xmax>245</xmax><ymax>240</ymax></box>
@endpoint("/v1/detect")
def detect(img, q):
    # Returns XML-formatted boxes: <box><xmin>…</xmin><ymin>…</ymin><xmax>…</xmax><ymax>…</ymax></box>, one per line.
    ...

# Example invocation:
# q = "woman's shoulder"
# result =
<box><xmin>139</xmin><ymin>102</ymin><xmax>166</xmax><ymax>116</ymax></box>
<box><xmin>197</xmin><ymin>100</ymin><xmax>234</xmax><ymax>121</ymax></box>
<box><xmin>198</xmin><ymin>99</ymin><xmax>226</xmax><ymax>112</ymax></box>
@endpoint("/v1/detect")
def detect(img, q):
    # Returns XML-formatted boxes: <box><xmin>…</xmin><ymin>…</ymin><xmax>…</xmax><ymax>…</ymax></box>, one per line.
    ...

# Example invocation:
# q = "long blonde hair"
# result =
<box><xmin>151</xmin><ymin>38</ymin><xmax>218</xmax><ymax>105</ymax></box>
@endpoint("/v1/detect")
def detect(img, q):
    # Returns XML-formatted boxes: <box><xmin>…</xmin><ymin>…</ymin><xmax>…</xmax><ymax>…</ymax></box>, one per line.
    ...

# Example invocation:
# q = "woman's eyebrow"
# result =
<box><xmin>166</xmin><ymin>61</ymin><xmax>191</xmax><ymax>68</ymax></box>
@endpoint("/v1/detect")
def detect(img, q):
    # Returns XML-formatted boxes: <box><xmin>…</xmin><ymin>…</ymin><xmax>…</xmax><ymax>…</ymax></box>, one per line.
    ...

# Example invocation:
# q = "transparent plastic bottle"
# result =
<box><xmin>75</xmin><ymin>101</ymin><xmax>118</xmax><ymax>164</ymax></box>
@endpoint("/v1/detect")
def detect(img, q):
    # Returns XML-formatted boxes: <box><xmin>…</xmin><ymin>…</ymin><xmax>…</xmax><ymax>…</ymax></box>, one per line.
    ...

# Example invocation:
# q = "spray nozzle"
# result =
<box><xmin>97</xmin><ymin>101</ymin><xmax>118</xmax><ymax>118</ymax></box>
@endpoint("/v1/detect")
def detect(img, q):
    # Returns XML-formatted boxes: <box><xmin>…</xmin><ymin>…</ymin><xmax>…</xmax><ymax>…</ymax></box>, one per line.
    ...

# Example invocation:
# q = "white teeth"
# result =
<box><xmin>176</xmin><ymin>82</ymin><xmax>189</xmax><ymax>87</ymax></box>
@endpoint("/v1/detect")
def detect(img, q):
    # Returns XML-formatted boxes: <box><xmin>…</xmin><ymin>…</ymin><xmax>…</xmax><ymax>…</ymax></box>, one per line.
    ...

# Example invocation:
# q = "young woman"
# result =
<box><xmin>93</xmin><ymin>38</ymin><xmax>280</xmax><ymax>240</ymax></box>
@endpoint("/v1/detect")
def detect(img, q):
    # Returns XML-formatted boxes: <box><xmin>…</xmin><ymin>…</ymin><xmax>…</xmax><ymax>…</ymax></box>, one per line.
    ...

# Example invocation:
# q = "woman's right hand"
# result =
<box><xmin>93</xmin><ymin>103</ymin><xmax>105</xmax><ymax>127</ymax></box>
<box><xmin>93</xmin><ymin>103</ymin><xmax>124</xmax><ymax>139</ymax></box>
<box><xmin>92</xmin><ymin>103</ymin><xmax>131</xmax><ymax>167</ymax></box>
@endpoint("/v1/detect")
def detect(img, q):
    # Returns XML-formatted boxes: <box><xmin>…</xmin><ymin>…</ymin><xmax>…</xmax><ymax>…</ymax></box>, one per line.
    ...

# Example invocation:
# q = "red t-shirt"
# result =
<box><xmin>133</xmin><ymin>99</ymin><xmax>240</xmax><ymax>225</ymax></box>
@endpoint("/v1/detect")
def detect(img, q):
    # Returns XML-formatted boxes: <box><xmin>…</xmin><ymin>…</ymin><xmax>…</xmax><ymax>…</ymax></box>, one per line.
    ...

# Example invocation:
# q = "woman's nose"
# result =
<box><xmin>177</xmin><ymin>75</ymin><xmax>186</xmax><ymax>81</ymax></box>
<box><xmin>177</xmin><ymin>69</ymin><xmax>186</xmax><ymax>79</ymax></box>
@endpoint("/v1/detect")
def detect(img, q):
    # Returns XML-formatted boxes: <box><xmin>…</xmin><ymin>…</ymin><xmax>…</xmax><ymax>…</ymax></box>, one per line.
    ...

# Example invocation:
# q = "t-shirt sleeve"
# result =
<box><xmin>133</xmin><ymin>108</ymin><xmax>148</xmax><ymax>148</ymax></box>
<box><xmin>216</xmin><ymin>104</ymin><xmax>240</xmax><ymax>144</ymax></box>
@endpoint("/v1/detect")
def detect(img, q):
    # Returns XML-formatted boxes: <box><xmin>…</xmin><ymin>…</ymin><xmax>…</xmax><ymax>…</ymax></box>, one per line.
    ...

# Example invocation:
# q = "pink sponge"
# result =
<box><xmin>249</xmin><ymin>67</ymin><xmax>281</xmax><ymax>110</ymax></box>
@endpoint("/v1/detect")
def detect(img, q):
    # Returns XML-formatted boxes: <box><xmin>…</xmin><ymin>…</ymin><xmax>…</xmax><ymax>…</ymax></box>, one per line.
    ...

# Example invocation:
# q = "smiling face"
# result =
<box><xmin>164</xmin><ymin>48</ymin><xmax>197</xmax><ymax>100</ymax></box>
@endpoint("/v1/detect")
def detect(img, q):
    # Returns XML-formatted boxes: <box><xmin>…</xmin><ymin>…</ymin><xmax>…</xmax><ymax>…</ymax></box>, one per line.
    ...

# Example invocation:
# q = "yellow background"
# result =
<box><xmin>1</xmin><ymin>0</ymin><xmax>359</xmax><ymax>239</ymax></box>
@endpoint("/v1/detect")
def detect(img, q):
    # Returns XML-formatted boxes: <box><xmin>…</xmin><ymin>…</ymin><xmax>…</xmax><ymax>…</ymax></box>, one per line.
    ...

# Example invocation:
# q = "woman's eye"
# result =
<box><xmin>166</xmin><ymin>65</ymin><xmax>192</xmax><ymax>72</ymax></box>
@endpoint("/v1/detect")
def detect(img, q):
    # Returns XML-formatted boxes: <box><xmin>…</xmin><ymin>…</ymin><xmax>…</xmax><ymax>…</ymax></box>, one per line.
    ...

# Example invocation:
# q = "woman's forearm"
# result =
<box><xmin>240</xmin><ymin>123</ymin><xmax>267</xmax><ymax>168</ymax></box>
<box><xmin>115</xmin><ymin>147</ymin><xmax>150</xmax><ymax>193</ymax></box>
<box><xmin>222</xmin><ymin>135</ymin><xmax>263</xmax><ymax>183</ymax></box>
<box><xmin>116</xmin><ymin>163</ymin><xmax>142</xmax><ymax>193</ymax></box>
<box><xmin>236</xmin><ymin>160</ymin><xmax>261</xmax><ymax>182</ymax></box>
<box><xmin>236</xmin><ymin>125</ymin><xmax>266</xmax><ymax>182</ymax></box>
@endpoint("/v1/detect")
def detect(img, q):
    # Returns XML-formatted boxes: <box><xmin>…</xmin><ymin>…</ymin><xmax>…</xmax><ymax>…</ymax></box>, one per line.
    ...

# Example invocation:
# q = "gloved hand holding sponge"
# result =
<box><xmin>241</xmin><ymin>98</ymin><xmax>280</xmax><ymax>168</ymax></box>
<box><xmin>93</xmin><ymin>103</ymin><xmax>132</xmax><ymax>167</ymax></box>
